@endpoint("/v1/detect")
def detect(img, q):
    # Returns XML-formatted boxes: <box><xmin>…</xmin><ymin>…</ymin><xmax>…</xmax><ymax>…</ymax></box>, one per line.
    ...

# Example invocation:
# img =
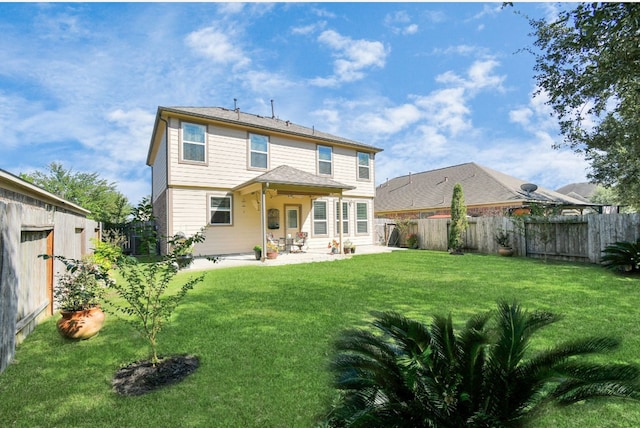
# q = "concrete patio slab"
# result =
<box><xmin>183</xmin><ymin>245</ymin><xmax>402</xmax><ymax>272</ymax></box>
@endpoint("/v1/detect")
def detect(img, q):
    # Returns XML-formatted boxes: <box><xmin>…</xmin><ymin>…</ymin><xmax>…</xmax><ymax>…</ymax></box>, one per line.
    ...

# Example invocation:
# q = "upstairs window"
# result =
<box><xmin>209</xmin><ymin>195</ymin><xmax>232</xmax><ymax>225</ymax></box>
<box><xmin>249</xmin><ymin>133</ymin><xmax>268</xmax><ymax>169</ymax></box>
<box><xmin>335</xmin><ymin>201</ymin><xmax>349</xmax><ymax>235</ymax></box>
<box><xmin>318</xmin><ymin>145</ymin><xmax>332</xmax><ymax>176</ymax></box>
<box><xmin>357</xmin><ymin>152</ymin><xmax>370</xmax><ymax>180</ymax></box>
<box><xmin>182</xmin><ymin>122</ymin><xmax>206</xmax><ymax>163</ymax></box>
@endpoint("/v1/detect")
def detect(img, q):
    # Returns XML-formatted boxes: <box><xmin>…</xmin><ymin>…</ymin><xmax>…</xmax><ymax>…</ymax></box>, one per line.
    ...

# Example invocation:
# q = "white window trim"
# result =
<box><xmin>180</xmin><ymin>122</ymin><xmax>207</xmax><ymax>164</ymax></box>
<box><xmin>356</xmin><ymin>201</ymin><xmax>369</xmax><ymax>235</ymax></box>
<box><xmin>313</xmin><ymin>200</ymin><xmax>328</xmax><ymax>236</ymax></box>
<box><xmin>208</xmin><ymin>194</ymin><xmax>233</xmax><ymax>226</ymax></box>
<box><xmin>335</xmin><ymin>201</ymin><xmax>349</xmax><ymax>236</ymax></box>
<box><xmin>357</xmin><ymin>152</ymin><xmax>371</xmax><ymax>181</ymax></box>
<box><xmin>248</xmin><ymin>133</ymin><xmax>269</xmax><ymax>170</ymax></box>
<box><xmin>317</xmin><ymin>145</ymin><xmax>333</xmax><ymax>176</ymax></box>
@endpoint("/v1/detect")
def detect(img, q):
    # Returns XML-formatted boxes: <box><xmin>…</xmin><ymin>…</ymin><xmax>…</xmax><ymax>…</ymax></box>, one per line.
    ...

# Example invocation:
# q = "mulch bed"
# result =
<box><xmin>112</xmin><ymin>354</ymin><xmax>199</xmax><ymax>396</ymax></box>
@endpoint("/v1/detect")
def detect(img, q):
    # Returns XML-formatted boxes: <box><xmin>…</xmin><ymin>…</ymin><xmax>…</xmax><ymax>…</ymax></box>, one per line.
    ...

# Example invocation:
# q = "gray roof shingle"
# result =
<box><xmin>234</xmin><ymin>165</ymin><xmax>355</xmax><ymax>192</ymax></box>
<box><xmin>160</xmin><ymin>106</ymin><xmax>383</xmax><ymax>153</ymax></box>
<box><xmin>375</xmin><ymin>162</ymin><xmax>590</xmax><ymax>212</ymax></box>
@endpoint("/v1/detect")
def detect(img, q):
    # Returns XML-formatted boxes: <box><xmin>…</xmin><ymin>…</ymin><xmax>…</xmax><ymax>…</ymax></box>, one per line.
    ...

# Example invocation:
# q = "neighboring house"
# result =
<box><xmin>555</xmin><ymin>182</ymin><xmax>598</xmax><ymax>203</ymax></box>
<box><xmin>556</xmin><ymin>182</ymin><xmax>620</xmax><ymax>214</ymax></box>
<box><xmin>146</xmin><ymin>106</ymin><xmax>383</xmax><ymax>257</ymax></box>
<box><xmin>375</xmin><ymin>162</ymin><xmax>596</xmax><ymax>219</ymax></box>
<box><xmin>0</xmin><ymin>168</ymin><xmax>99</xmax><ymax>374</ymax></box>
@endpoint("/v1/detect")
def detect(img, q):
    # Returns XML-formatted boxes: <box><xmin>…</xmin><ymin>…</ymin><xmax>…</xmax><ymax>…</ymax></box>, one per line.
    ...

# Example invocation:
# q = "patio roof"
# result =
<box><xmin>233</xmin><ymin>165</ymin><xmax>355</xmax><ymax>196</ymax></box>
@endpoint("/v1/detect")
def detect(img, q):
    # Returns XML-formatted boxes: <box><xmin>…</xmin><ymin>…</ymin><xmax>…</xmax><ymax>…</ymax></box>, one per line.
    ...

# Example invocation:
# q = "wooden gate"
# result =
<box><xmin>16</xmin><ymin>229</ymin><xmax>53</xmax><ymax>343</ymax></box>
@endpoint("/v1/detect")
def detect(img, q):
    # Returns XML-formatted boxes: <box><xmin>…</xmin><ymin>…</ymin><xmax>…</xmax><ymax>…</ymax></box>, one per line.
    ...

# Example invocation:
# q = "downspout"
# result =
<box><xmin>261</xmin><ymin>185</ymin><xmax>267</xmax><ymax>262</ymax></box>
<box><xmin>159</xmin><ymin>116</ymin><xmax>170</xmax><ymax>255</ymax></box>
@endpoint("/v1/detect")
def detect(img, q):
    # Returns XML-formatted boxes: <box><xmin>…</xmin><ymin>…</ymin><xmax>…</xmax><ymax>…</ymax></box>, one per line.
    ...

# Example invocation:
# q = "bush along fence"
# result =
<box><xmin>376</xmin><ymin>213</ymin><xmax>640</xmax><ymax>264</ymax></box>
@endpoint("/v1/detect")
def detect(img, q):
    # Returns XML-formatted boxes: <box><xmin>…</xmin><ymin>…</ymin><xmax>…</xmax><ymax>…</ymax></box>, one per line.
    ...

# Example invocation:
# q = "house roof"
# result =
<box><xmin>375</xmin><ymin>162</ymin><xmax>591</xmax><ymax>213</ymax></box>
<box><xmin>0</xmin><ymin>168</ymin><xmax>91</xmax><ymax>216</ymax></box>
<box><xmin>556</xmin><ymin>182</ymin><xmax>598</xmax><ymax>202</ymax></box>
<box><xmin>234</xmin><ymin>165</ymin><xmax>355</xmax><ymax>196</ymax></box>
<box><xmin>148</xmin><ymin>106</ymin><xmax>382</xmax><ymax>166</ymax></box>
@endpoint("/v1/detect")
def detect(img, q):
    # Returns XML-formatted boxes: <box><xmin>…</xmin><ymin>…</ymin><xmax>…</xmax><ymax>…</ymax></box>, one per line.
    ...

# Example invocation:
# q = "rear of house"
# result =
<box><xmin>146</xmin><ymin>107</ymin><xmax>383</xmax><ymax>257</ymax></box>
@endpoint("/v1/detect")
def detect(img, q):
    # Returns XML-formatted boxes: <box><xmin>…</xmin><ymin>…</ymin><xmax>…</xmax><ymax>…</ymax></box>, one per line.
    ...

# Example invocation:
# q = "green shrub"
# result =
<box><xmin>601</xmin><ymin>239</ymin><xmax>640</xmax><ymax>273</ymax></box>
<box><xmin>324</xmin><ymin>301</ymin><xmax>640</xmax><ymax>427</ymax></box>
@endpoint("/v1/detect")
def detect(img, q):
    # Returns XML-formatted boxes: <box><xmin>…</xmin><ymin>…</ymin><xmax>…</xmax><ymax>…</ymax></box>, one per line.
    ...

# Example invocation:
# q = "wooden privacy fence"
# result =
<box><xmin>378</xmin><ymin>213</ymin><xmax>640</xmax><ymax>264</ymax></box>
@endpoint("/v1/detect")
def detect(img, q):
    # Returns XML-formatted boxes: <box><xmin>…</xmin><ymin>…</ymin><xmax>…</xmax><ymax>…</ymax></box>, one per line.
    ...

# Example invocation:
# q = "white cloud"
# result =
<box><xmin>312</xmin><ymin>30</ymin><xmax>389</xmax><ymax>86</ymax></box>
<box><xmin>436</xmin><ymin>59</ymin><xmax>505</xmax><ymax>93</ymax></box>
<box><xmin>291</xmin><ymin>21</ymin><xmax>327</xmax><ymax>35</ymax></box>
<box><xmin>185</xmin><ymin>26</ymin><xmax>251</xmax><ymax>69</ymax></box>
<box><xmin>384</xmin><ymin>11</ymin><xmax>419</xmax><ymax>35</ymax></box>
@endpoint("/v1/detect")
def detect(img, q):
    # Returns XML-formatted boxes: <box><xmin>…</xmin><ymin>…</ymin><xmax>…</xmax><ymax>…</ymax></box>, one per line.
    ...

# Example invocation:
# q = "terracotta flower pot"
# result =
<box><xmin>498</xmin><ymin>247</ymin><xmax>514</xmax><ymax>257</ymax></box>
<box><xmin>266</xmin><ymin>251</ymin><xmax>278</xmax><ymax>259</ymax></box>
<box><xmin>57</xmin><ymin>307</ymin><xmax>105</xmax><ymax>340</ymax></box>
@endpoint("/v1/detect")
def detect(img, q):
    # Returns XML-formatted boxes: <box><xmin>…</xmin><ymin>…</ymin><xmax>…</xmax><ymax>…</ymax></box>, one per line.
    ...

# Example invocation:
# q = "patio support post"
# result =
<box><xmin>338</xmin><ymin>193</ymin><xmax>343</xmax><ymax>253</ymax></box>
<box><xmin>261</xmin><ymin>186</ymin><xmax>267</xmax><ymax>262</ymax></box>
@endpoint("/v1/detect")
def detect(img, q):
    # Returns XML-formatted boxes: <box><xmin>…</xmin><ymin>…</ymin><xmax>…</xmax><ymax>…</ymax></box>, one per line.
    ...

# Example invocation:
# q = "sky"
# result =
<box><xmin>0</xmin><ymin>2</ymin><xmax>590</xmax><ymax>206</ymax></box>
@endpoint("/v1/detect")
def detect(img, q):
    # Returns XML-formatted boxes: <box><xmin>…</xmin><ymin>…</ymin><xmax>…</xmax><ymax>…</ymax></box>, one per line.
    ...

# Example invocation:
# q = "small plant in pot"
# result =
<box><xmin>167</xmin><ymin>230</ymin><xmax>205</xmax><ymax>269</ymax></box>
<box><xmin>495</xmin><ymin>229</ymin><xmax>514</xmax><ymax>257</ymax></box>
<box><xmin>253</xmin><ymin>245</ymin><xmax>262</xmax><ymax>260</ymax></box>
<box><xmin>343</xmin><ymin>240</ymin><xmax>353</xmax><ymax>254</ymax></box>
<box><xmin>266</xmin><ymin>241</ymin><xmax>279</xmax><ymax>259</ymax></box>
<box><xmin>40</xmin><ymin>254</ymin><xmax>113</xmax><ymax>340</ymax></box>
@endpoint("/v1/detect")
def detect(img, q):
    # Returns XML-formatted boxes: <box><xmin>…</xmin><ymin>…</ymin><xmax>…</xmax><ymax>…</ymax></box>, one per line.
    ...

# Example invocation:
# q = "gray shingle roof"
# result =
<box><xmin>234</xmin><ymin>165</ymin><xmax>355</xmax><ymax>191</ymax></box>
<box><xmin>556</xmin><ymin>182</ymin><xmax>598</xmax><ymax>201</ymax></box>
<box><xmin>375</xmin><ymin>162</ymin><xmax>590</xmax><ymax>212</ymax></box>
<box><xmin>159</xmin><ymin>106</ymin><xmax>383</xmax><ymax>153</ymax></box>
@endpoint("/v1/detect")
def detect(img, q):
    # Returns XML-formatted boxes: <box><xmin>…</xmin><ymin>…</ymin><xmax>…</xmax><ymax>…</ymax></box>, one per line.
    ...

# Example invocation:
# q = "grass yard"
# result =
<box><xmin>1</xmin><ymin>250</ymin><xmax>640</xmax><ymax>427</ymax></box>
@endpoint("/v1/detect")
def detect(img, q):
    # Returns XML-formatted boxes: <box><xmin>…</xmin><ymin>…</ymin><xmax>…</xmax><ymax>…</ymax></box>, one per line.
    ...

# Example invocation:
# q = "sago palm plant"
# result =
<box><xmin>601</xmin><ymin>239</ymin><xmax>640</xmax><ymax>273</ymax></box>
<box><xmin>324</xmin><ymin>301</ymin><xmax>640</xmax><ymax>427</ymax></box>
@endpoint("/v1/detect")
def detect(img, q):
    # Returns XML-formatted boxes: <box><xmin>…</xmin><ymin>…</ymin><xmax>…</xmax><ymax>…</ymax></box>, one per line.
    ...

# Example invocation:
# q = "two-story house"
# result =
<box><xmin>146</xmin><ymin>107</ymin><xmax>383</xmax><ymax>258</ymax></box>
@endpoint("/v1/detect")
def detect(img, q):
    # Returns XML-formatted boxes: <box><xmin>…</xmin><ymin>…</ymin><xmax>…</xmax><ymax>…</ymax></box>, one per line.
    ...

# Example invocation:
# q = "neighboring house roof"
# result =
<box><xmin>0</xmin><ymin>168</ymin><xmax>91</xmax><ymax>216</ymax></box>
<box><xmin>375</xmin><ymin>162</ymin><xmax>591</xmax><ymax>213</ymax></box>
<box><xmin>556</xmin><ymin>182</ymin><xmax>598</xmax><ymax>202</ymax></box>
<box><xmin>234</xmin><ymin>165</ymin><xmax>355</xmax><ymax>196</ymax></box>
<box><xmin>147</xmin><ymin>106</ymin><xmax>383</xmax><ymax>165</ymax></box>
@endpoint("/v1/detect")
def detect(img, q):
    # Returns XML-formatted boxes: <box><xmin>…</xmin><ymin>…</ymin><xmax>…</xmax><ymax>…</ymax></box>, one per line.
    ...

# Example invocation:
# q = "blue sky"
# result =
<box><xmin>0</xmin><ymin>2</ymin><xmax>588</xmax><ymax>205</ymax></box>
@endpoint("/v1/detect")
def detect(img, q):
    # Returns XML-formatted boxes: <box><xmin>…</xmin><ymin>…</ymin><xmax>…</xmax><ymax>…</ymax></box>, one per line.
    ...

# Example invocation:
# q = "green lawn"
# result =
<box><xmin>1</xmin><ymin>251</ymin><xmax>639</xmax><ymax>427</ymax></box>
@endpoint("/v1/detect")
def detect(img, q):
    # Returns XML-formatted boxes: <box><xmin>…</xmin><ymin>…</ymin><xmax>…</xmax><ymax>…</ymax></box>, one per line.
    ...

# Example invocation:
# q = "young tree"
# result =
<box><xmin>529</xmin><ymin>3</ymin><xmax>640</xmax><ymax>210</ymax></box>
<box><xmin>20</xmin><ymin>162</ymin><xmax>131</xmax><ymax>223</ymax></box>
<box><xmin>448</xmin><ymin>183</ymin><xmax>468</xmax><ymax>253</ymax></box>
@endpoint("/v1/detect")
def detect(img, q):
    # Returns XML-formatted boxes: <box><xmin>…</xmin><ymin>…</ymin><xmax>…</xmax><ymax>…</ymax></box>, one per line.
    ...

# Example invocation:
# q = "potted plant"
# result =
<box><xmin>328</xmin><ymin>240</ymin><xmax>340</xmax><ymax>254</ymax></box>
<box><xmin>495</xmin><ymin>229</ymin><xmax>514</xmax><ymax>257</ymax></box>
<box><xmin>266</xmin><ymin>241</ymin><xmax>279</xmax><ymax>259</ymax></box>
<box><xmin>253</xmin><ymin>245</ymin><xmax>262</xmax><ymax>260</ymax></box>
<box><xmin>406</xmin><ymin>233</ymin><xmax>419</xmax><ymax>249</ymax></box>
<box><xmin>167</xmin><ymin>230</ymin><xmax>205</xmax><ymax>269</ymax></box>
<box><xmin>40</xmin><ymin>254</ymin><xmax>113</xmax><ymax>340</ymax></box>
<box><xmin>343</xmin><ymin>240</ymin><xmax>353</xmax><ymax>254</ymax></box>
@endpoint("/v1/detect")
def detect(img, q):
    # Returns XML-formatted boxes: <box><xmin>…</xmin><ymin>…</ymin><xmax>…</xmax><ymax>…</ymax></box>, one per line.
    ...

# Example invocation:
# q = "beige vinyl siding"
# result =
<box><xmin>167</xmin><ymin>118</ymin><xmax>376</xmax><ymax>198</ymax></box>
<box><xmin>152</xmin><ymin>131</ymin><xmax>168</xmax><ymax>202</ymax></box>
<box><xmin>169</xmin><ymin>188</ymin><xmax>262</xmax><ymax>255</ymax></box>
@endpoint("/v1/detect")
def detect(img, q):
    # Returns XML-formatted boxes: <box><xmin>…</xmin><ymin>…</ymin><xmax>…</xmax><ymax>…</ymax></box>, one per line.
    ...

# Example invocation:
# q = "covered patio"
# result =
<box><xmin>233</xmin><ymin>165</ymin><xmax>356</xmax><ymax>261</ymax></box>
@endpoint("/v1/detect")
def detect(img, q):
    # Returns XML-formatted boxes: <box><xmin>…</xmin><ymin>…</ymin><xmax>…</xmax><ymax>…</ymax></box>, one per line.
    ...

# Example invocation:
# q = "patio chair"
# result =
<box><xmin>293</xmin><ymin>232</ymin><xmax>307</xmax><ymax>252</ymax></box>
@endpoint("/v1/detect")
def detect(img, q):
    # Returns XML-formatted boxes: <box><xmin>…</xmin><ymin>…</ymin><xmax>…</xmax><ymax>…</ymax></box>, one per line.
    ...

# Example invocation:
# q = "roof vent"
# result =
<box><xmin>521</xmin><ymin>183</ymin><xmax>538</xmax><ymax>196</ymax></box>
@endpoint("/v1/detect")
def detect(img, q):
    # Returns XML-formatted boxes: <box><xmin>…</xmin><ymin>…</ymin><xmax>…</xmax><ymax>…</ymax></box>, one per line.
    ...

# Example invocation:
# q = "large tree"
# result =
<box><xmin>530</xmin><ymin>3</ymin><xmax>640</xmax><ymax>211</ymax></box>
<box><xmin>21</xmin><ymin>162</ymin><xmax>131</xmax><ymax>223</ymax></box>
